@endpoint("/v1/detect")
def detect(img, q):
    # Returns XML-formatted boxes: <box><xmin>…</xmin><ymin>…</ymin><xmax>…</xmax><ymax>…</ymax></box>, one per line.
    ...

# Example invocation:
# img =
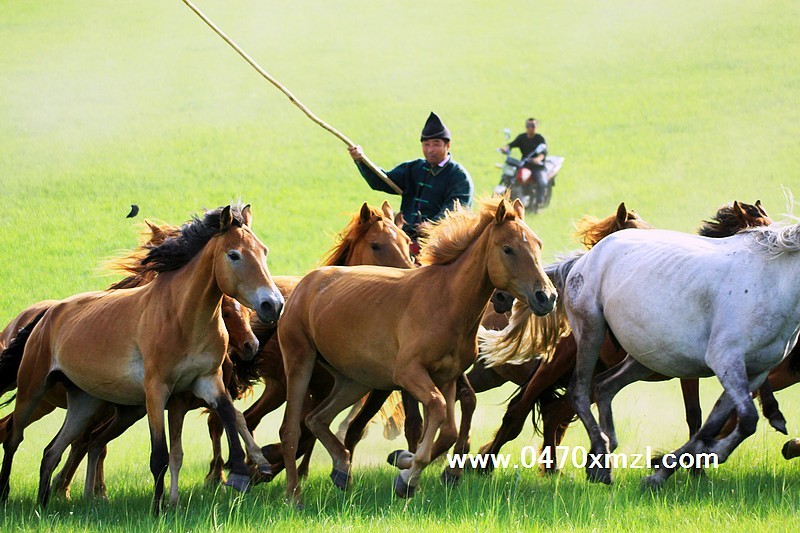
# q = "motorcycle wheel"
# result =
<box><xmin>543</xmin><ymin>183</ymin><xmax>553</xmax><ymax>208</ymax></box>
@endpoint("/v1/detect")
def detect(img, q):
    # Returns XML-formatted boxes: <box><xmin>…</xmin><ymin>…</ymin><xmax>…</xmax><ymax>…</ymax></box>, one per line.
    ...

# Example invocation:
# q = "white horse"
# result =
<box><xmin>550</xmin><ymin>222</ymin><xmax>800</xmax><ymax>487</ymax></box>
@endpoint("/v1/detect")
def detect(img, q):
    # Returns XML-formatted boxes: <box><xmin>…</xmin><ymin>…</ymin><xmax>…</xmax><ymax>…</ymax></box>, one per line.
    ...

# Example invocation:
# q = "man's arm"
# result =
<box><xmin>348</xmin><ymin>145</ymin><xmax>404</xmax><ymax>195</ymax></box>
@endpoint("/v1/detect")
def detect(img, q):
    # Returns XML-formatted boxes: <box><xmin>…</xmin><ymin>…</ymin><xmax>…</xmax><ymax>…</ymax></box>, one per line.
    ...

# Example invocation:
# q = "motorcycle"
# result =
<box><xmin>493</xmin><ymin>128</ymin><xmax>565</xmax><ymax>213</ymax></box>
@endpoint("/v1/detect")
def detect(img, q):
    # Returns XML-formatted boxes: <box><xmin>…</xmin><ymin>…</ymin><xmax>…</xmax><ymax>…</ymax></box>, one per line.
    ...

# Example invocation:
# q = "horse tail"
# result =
<box><xmin>0</xmin><ymin>310</ymin><xmax>47</xmax><ymax>407</ymax></box>
<box><xmin>378</xmin><ymin>390</ymin><xmax>405</xmax><ymax>440</ymax></box>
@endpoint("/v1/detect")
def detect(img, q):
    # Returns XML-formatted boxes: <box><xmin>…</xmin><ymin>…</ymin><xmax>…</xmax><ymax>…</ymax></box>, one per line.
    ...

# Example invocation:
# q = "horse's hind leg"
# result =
<box><xmin>303</xmin><ymin>369</ymin><xmax>371</xmax><ymax>491</ymax></box>
<box><xmin>593</xmin><ymin>356</ymin><xmax>654</xmax><ymax>452</ymax></box>
<box><xmin>401</xmin><ymin>390</ymin><xmax>423</xmax><ymax>453</ymax></box>
<box><xmin>205</xmin><ymin>411</ymin><xmax>226</xmax><ymax>486</ymax></box>
<box><xmin>38</xmin><ymin>388</ymin><xmax>106</xmax><ymax>507</ymax></box>
<box><xmin>439</xmin><ymin>373</ymin><xmax>476</xmax><ymax>486</ymax></box>
<box><xmin>344</xmin><ymin>389</ymin><xmax>392</xmax><ymax>459</ymax></box>
<box><xmin>82</xmin><ymin>405</ymin><xmax>144</xmax><ymax>500</ymax></box>
<box><xmin>566</xmin><ymin>311</ymin><xmax>611</xmax><ymax>484</ymax></box>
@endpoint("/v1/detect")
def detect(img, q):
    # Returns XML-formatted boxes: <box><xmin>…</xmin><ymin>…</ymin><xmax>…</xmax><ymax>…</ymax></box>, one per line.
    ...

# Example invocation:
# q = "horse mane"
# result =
<box><xmin>102</xmin><ymin>221</ymin><xmax>179</xmax><ymax>290</ymax></box>
<box><xmin>417</xmin><ymin>198</ymin><xmax>503</xmax><ymax>266</ymax></box>
<box><xmin>140</xmin><ymin>203</ymin><xmax>248</xmax><ymax>274</ymax></box>
<box><xmin>319</xmin><ymin>206</ymin><xmax>383</xmax><ymax>267</ymax></box>
<box><xmin>748</xmin><ymin>219</ymin><xmax>800</xmax><ymax>255</ymax></box>
<box><xmin>477</xmin><ymin>252</ymin><xmax>581</xmax><ymax>367</ymax></box>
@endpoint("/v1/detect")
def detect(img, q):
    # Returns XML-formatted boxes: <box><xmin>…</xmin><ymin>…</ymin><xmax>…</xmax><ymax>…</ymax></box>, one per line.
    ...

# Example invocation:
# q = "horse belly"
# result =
<box><xmin>59</xmin><ymin>352</ymin><xmax>147</xmax><ymax>405</ymax></box>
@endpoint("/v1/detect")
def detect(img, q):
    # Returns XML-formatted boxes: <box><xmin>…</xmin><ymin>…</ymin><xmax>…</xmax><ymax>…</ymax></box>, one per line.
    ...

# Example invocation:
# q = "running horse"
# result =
<box><xmin>0</xmin><ymin>203</ymin><xmax>284</xmax><ymax>514</ymax></box>
<box><xmin>550</xmin><ymin>211</ymin><xmax>800</xmax><ymax>487</ymax></box>
<box><xmin>278</xmin><ymin>197</ymin><xmax>557</xmax><ymax>505</ymax></box>
<box><xmin>204</xmin><ymin>200</ymin><xmax>414</xmax><ymax>484</ymax></box>
<box><xmin>476</xmin><ymin>200</ymin><xmax>780</xmax><ymax>474</ymax></box>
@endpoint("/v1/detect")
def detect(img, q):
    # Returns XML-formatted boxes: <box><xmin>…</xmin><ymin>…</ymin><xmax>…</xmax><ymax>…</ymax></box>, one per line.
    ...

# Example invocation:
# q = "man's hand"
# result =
<box><xmin>348</xmin><ymin>145</ymin><xmax>365</xmax><ymax>162</ymax></box>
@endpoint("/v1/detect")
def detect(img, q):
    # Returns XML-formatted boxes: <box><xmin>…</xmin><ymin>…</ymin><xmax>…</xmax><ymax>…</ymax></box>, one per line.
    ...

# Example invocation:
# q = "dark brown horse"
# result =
<box><xmin>0</xmin><ymin>203</ymin><xmax>283</xmax><ymax>514</ymax></box>
<box><xmin>476</xmin><ymin>200</ymin><xmax>777</xmax><ymax>474</ymax></box>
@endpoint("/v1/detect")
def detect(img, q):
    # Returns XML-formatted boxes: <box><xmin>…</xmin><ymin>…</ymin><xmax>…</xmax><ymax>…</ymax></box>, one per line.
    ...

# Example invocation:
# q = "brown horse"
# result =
<box><xmin>476</xmin><ymin>200</ymin><xmax>776</xmax><ymax>474</ymax></box>
<box><xmin>0</xmin><ymin>203</ymin><xmax>283</xmax><ymax>514</ymax></box>
<box><xmin>334</xmin><ymin>207</ymin><xmax>646</xmax><ymax>487</ymax></box>
<box><xmin>203</xmin><ymin>200</ymin><xmax>414</xmax><ymax>484</ymax></box>
<box><xmin>278</xmin><ymin>197</ymin><xmax>557</xmax><ymax>505</ymax></box>
<box><xmin>0</xmin><ymin>219</ymin><xmax>261</xmax><ymax>502</ymax></box>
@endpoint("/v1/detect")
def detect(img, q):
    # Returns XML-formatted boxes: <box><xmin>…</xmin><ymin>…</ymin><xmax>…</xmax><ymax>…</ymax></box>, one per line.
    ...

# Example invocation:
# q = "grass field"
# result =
<box><xmin>1</xmin><ymin>0</ymin><xmax>800</xmax><ymax>530</ymax></box>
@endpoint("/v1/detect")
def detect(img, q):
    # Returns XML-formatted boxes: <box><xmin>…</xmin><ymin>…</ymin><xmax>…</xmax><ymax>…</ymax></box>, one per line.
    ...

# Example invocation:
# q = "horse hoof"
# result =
<box><xmin>224</xmin><ymin>473</ymin><xmax>252</xmax><ymax>493</ymax></box>
<box><xmin>386</xmin><ymin>449</ymin><xmax>414</xmax><ymax>469</ymax></box>
<box><xmin>393</xmin><ymin>473</ymin><xmax>416</xmax><ymax>498</ymax></box>
<box><xmin>586</xmin><ymin>466</ymin><xmax>612</xmax><ymax>485</ymax></box>
<box><xmin>640</xmin><ymin>475</ymin><xmax>665</xmax><ymax>491</ymax></box>
<box><xmin>440</xmin><ymin>469</ymin><xmax>460</xmax><ymax>487</ymax></box>
<box><xmin>770</xmin><ymin>417</ymin><xmax>788</xmax><ymax>435</ymax></box>
<box><xmin>781</xmin><ymin>440</ymin><xmax>800</xmax><ymax>460</ymax></box>
<box><xmin>330</xmin><ymin>468</ymin><xmax>351</xmax><ymax>491</ymax></box>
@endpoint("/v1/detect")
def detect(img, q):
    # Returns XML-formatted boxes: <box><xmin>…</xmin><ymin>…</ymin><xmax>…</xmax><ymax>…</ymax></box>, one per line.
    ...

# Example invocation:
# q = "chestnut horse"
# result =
<box><xmin>342</xmin><ymin>202</ymin><xmax>649</xmax><ymax>485</ymax></box>
<box><xmin>0</xmin><ymin>203</ymin><xmax>284</xmax><ymax>514</ymax></box>
<box><xmin>477</xmin><ymin>201</ymin><xmax>776</xmax><ymax>474</ymax></box>
<box><xmin>278</xmin><ymin>197</ymin><xmax>557</xmax><ymax>505</ymax></box>
<box><xmin>203</xmin><ymin>200</ymin><xmax>414</xmax><ymax>484</ymax></box>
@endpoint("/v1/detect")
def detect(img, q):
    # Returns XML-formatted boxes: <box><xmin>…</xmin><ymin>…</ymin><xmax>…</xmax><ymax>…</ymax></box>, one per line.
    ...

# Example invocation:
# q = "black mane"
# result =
<box><xmin>141</xmin><ymin>203</ymin><xmax>246</xmax><ymax>274</ymax></box>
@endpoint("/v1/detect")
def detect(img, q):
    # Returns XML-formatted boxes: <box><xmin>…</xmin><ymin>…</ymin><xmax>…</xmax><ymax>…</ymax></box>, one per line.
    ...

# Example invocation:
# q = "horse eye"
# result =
<box><xmin>227</xmin><ymin>251</ymin><xmax>242</xmax><ymax>262</ymax></box>
<box><xmin>370</xmin><ymin>242</ymin><xmax>381</xmax><ymax>251</ymax></box>
<box><xmin>502</xmin><ymin>245</ymin><xmax>514</xmax><ymax>255</ymax></box>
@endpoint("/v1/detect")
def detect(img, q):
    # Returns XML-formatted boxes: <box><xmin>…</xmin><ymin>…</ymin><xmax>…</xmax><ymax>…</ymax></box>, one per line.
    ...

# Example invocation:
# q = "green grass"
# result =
<box><xmin>2</xmin><ymin>0</ymin><xmax>800</xmax><ymax>530</ymax></box>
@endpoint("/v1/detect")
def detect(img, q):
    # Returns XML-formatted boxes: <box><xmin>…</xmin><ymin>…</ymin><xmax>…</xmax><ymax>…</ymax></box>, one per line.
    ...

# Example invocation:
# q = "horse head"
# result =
<box><xmin>486</xmin><ymin>198</ymin><xmax>556</xmax><ymax>317</ymax></box>
<box><xmin>324</xmin><ymin>201</ymin><xmax>414</xmax><ymax>269</ymax></box>
<box><xmin>214</xmin><ymin>204</ymin><xmax>284</xmax><ymax>325</ymax></box>
<box><xmin>221</xmin><ymin>296</ymin><xmax>259</xmax><ymax>361</ymax></box>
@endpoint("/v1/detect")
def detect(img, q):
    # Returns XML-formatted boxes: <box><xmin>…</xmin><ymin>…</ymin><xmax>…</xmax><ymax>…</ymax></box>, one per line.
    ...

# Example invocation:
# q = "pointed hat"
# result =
<box><xmin>420</xmin><ymin>112</ymin><xmax>451</xmax><ymax>142</ymax></box>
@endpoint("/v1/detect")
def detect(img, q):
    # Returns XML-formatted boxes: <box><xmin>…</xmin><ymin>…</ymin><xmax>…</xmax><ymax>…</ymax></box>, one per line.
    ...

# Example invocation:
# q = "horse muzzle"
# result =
<box><xmin>255</xmin><ymin>290</ymin><xmax>285</xmax><ymax>324</ymax></box>
<box><xmin>527</xmin><ymin>289</ymin><xmax>557</xmax><ymax>317</ymax></box>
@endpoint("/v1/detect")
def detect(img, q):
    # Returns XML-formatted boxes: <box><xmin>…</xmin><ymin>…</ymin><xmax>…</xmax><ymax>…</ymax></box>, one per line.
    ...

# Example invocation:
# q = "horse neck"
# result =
<box><xmin>153</xmin><ymin>241</ymin><xmax>224</xmax><ymax>331</ymax></box>
<box><xmin>431</xmin><ymin>226</ymin><xmax>496</xmax><ymax>330</ymax></box>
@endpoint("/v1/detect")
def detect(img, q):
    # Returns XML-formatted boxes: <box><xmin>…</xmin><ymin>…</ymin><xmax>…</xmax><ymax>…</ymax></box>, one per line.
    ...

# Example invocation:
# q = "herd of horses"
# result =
<box><xmin>1</xmin><ymin>195</ymin><xmax>799</xmax><ymax>513</ymax></box>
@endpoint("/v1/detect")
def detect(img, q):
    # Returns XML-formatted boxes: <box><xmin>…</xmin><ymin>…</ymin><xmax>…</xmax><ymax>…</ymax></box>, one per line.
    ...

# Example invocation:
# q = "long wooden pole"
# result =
<box><xmin>182</xmin><ymin>0</ymin><xmax>403</xmax><ymax>195</ymax></box>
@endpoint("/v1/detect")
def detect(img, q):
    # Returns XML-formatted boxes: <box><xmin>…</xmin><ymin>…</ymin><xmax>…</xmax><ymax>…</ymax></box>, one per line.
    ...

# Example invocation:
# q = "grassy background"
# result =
<box><xmin>1</xmin><ymin>0</ymin><xmax>799</xmax><ymax>530</ymax></box>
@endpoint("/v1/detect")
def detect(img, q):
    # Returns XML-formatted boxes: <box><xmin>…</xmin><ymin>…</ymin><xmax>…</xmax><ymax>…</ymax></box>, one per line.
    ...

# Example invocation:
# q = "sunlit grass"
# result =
<box><xmin>2</xmin><ymin>0</ymin><xmax>800</xmax><ymax>530</ymax></box>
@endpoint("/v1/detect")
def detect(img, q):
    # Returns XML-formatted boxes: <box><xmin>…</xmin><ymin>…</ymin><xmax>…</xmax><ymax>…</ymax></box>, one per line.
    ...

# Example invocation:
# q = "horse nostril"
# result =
<box><xmin>534</xmin><ymin>290</ymin><xmax>549</xmax><ymax>304</ymax></box>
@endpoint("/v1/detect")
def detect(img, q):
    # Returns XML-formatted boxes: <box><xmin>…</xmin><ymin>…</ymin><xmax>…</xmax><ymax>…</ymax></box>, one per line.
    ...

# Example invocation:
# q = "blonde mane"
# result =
<box><xmin>417</xmin><ymin>197</ymin><xmax>505</xmax><ymax>266</ymax></box>
<box><xmin>748</xmin><ymin>218</ymin><xmax>800</xmax><ymax>255</ymax></box>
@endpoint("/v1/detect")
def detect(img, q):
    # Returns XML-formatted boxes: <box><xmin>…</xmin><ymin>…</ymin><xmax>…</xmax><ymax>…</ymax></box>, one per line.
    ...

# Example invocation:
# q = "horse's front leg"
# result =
<box><xmin>392</xmin><ymin>367</ymin><xmax>454</xmax><ymax>498</ymax></box>
<box><xmin>192</xmin><ymin>375</ymin><xmax>250</xmax><ymax>493</ymax></box>
<box><xmin>144</xmin><ymin>381</ymin><xmax>171</xmax><ymax>515</ymax></box>
<box><xmin>166</xmin><ymin>397</ymin><xmax>190</xmax><ymax>507</ymax></box>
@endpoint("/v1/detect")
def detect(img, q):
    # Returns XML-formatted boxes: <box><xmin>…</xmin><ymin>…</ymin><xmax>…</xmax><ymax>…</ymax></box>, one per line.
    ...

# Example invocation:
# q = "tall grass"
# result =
<box><xmin>1</xmin><ymin>0</ymin><xmax>799</xmax><ymax>530</ymax></box>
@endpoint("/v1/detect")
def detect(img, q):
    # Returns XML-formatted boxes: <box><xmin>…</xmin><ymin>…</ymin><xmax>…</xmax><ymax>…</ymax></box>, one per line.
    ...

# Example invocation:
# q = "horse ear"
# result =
<box><xmin>359</xmin><ymin>202</ymin><xmax>371</xmax><ymax>224</ymax></box>
<box><xmin>495</xmin><ymin>199</ymin><xmax>508</xmax><ymax>223</ymax></box>
<box><xmin>732</xmin><ymin>201</ymin><xmax>748</xmax><ymax>225</ymax></box>
<box><xmin>755</xmin><ymin>199</ymin><xmax>769</xmax><ymax>217</ymax></box>
<box><xmin>395</xmin><ymin>211</ymin><xmax>406</xmax><ymax>228</ymax></box>
<box><xmin>220</xmin><ymin>205</ymin><xmax>233</xmax><ymax>229</ymax></box>
<box><xmin>511</xmin><ymin>198</ymin><xmax>525</xmax><ymax>219</ymax></box>
<box><xmin>381</xmin><ymin>200</ymin><xmax>394</xmax><ymax>220</ymax></box>
<box><xmin>615</xmin><ymin>202</ymin><xmax>628</xmax><ymax>228</ymax></box>
<box><xmin>242</xmin><ymin>204</ymin><xmax>253</xmax><ymax>226</ymax></box>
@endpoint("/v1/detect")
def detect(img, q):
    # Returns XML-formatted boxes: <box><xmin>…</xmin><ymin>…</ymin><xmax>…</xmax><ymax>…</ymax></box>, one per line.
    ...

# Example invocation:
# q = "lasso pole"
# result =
<box><xmin>182</xmin><ymin>0</ymin><xmax>403</xmax><ymax>195</ymax></box>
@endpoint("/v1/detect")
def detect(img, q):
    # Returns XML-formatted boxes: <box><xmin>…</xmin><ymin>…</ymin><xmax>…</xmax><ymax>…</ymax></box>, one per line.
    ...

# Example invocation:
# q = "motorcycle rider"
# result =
<box><xmin>348</xmin><ymin>112</ymin><xmax>474</xmax><ymax>254</ymax></box>
<box><xmin>500</xmin><ymin>118</ymin><xmax>548</xmax><ymax>208</ymax></box>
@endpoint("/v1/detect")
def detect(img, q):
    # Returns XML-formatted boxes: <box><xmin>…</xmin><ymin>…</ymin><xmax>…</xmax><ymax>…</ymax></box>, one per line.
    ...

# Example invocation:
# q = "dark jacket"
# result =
<box><xmin>356</xmin><ymin>157</ymin><xmax>474</xmax><ymax>237</ymax></box>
